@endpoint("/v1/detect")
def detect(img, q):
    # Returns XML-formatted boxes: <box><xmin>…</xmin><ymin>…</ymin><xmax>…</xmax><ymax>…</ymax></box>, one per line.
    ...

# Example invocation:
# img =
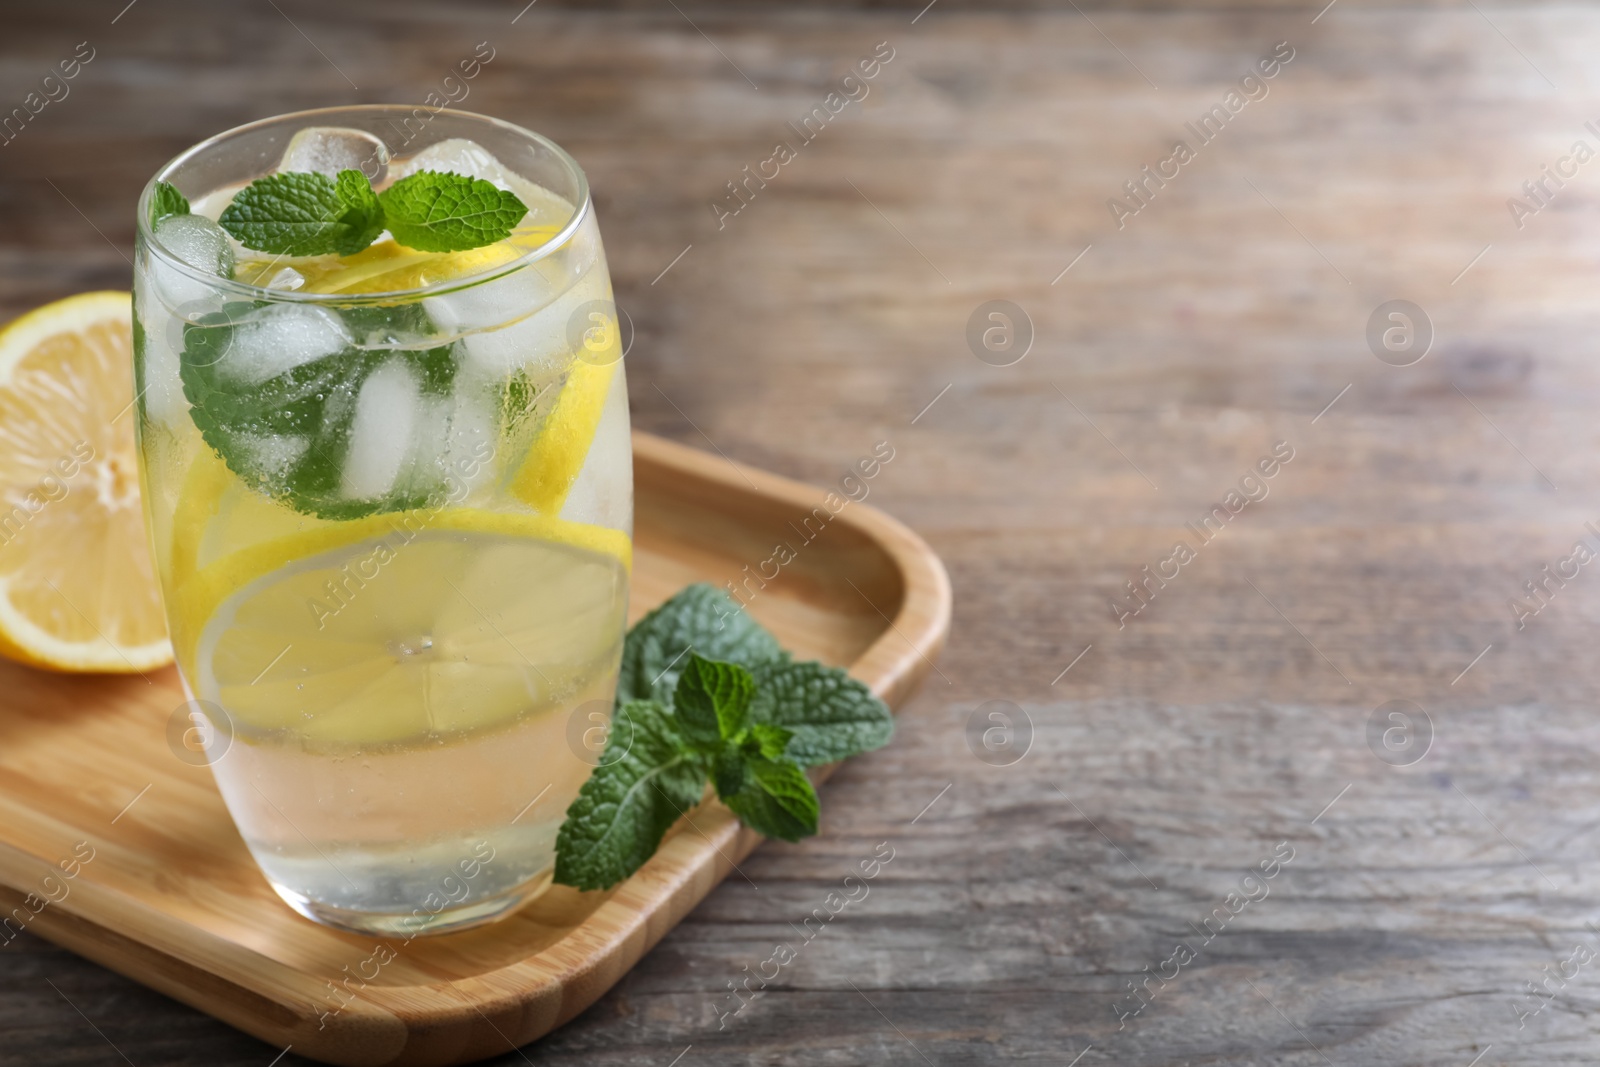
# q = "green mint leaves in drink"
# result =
<box><xmin>376</xmin><ymin>171</ymin><xmax>530</xmax><ymax>253</ymax></box>
<box><xmin>220</xmin><ymin>170</ymin><xmax>387</xmax><ymax>257</ymax></box>
<box><xmin>186</xmin><ymin>171</ymin><xmax>528</xmax><ymax>517</ymax></box>
<box><xmin>149</xmin><ymin>181</ymin><xmax>190</xmax><ymax>228</ymax></box>
<box><xmin>177</xmin><ymin>301</ymin><xmax>467</xmax><ymax>520</ymax></box>
<box><xmin>332</xmin><ymin>169</ymin><xmax>386</xmax><ymax>254</ymax></box>
<box><xmin>217</xmin><ymin>169</ymin><xmax>526</xmax><ymax>257</ymax></box>
<box><xmin>553</xmin><ymin>585</ymin><xmax>894</xmax><ymax>892</ymax></box>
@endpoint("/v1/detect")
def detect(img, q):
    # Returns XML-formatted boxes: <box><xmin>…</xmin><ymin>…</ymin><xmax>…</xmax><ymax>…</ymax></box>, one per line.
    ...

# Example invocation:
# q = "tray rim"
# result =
<box><xmin>2</xmin><ymin>430</ymin><xmax>953</xmax><ymax>1065</ymax></box>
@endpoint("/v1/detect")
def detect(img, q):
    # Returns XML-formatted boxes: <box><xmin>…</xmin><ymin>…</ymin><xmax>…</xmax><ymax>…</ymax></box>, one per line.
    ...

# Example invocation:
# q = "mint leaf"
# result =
<box><xmin>178</xmin><ymin>301</ymin><xmax>465</xmax><ymax>519</ymax></box>
<box><xmin>711</xmin><ymin>748</ymin><xmax>748</xmax><ymax>798</ymax></box>
<box><xmin>724</xmin><ymin>757</ymin><xmax>819</xmax><ymax>842</ymax></box>
<box><xmin>219</xmin><ymin>171</ymin><xmax>381</xmax><ymax>257</ymax></box>
<box><xmin>377</xmin><ymin>170</ymin><xmax>527</xmax><ymax>253</ymax></box>
<box><xmin>747</xmin><ymin>722</ymin><xmax>793</xmax><ymax>760</ymax></box>
<box><xmin>150</xmin><ymin>181</ymin><xmax>189</xmax><ymax>228</ymax></box>
<box><xmin>332</xmin><ymin>169</ymin><xmax>384</xmax><ymax>255</ymax></box>
<box><xmin>749</xmin><ymin>660</ymin><xmax>893</xmax><ymax>767</ymax></box>
<box><xmin>553</xmin><ymin>701</ymin><xmax>709</xmax><ymax>891</ymax></box>
<box><xmin>617</xmin><ymin>584</ymin><xmax>786</xmax><ymax>706</ymax></box>
<box><xmin>674</xmin><ymin>655</ymin><xmax>754</xmax><ymax>749</ymax></box>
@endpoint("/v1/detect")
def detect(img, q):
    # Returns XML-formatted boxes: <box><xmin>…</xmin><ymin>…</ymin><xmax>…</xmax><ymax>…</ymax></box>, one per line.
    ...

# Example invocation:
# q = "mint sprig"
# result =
<box><xmin>217</xmin><ymin>168</ymin><xmax>526</xmax><ymax>257</ymax></box>
<box><xmin>333</xmin><ymin>169</ymin><xmax>385</xmax><ymax>254</ymax></box>
<box><xmin>553</xmin><ymin>585</ymin><xmax>895</xmax><ymax>892</ymax></box>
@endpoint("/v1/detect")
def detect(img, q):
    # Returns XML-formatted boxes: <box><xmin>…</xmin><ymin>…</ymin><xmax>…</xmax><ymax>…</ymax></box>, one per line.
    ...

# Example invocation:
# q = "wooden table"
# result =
<box><xmin>3</xmin><ymin>1</ymin><xmax>1598</xmax><ymax>1063</ymax></box>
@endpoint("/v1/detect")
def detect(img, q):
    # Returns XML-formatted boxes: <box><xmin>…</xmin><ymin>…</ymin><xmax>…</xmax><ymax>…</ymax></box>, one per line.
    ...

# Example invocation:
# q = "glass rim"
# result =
<box><xmin>136</xmin><ymin>104</ymin><xmax>593</xmax><ymax>305</ymax></box>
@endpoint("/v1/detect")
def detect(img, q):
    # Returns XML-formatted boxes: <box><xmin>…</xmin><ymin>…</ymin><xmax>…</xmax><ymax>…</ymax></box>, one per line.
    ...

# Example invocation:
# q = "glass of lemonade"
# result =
<box><xmin>132</xmin><ymin>106</ymin><xmax>631</xmax><ymax>936</ymax></box>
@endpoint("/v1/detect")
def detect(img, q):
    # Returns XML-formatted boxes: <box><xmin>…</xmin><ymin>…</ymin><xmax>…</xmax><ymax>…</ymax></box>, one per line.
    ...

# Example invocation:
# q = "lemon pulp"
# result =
<box><xmin>0</xmin><ymin>291</ymin><xmax>170</xmax><ymax>672</ymax></box>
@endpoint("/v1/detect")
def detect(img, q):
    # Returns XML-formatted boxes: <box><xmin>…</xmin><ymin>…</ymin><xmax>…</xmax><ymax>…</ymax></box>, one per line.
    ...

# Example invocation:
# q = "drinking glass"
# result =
<box><xmin>132</xmin><ymin>106</ymin><xmax>631</xmax><ymax>936</ymax></box>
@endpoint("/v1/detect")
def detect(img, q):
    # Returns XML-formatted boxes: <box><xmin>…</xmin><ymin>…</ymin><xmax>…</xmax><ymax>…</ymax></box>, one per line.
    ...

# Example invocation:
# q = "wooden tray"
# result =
<box><xmin>0</xmin><ymin>431</ymin><xmax>951</xmax><ymax>1066</ymax></box>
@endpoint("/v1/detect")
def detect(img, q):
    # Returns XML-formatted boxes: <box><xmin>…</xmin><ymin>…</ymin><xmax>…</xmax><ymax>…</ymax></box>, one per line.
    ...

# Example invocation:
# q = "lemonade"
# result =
<box><xmin>132</xmin><ymin>108</ymin><xmax>631</xmax><ymax>935</ymax></box>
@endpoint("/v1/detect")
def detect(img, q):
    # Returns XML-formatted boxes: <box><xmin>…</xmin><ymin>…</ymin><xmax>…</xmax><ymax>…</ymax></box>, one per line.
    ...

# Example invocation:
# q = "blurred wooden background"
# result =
<box><xmin>6</xmin><ymin>1</ymin><xmax>1600</xmax><ymax>1064</ymax></box>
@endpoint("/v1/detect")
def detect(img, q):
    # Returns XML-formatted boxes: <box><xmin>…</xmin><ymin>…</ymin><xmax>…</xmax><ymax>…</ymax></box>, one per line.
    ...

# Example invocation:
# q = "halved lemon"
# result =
<box><xmin>179</xmin><ymin>510</ymin><xmax>630</xmax><ymax>746</ymax></box>
<box><xmin>0</xmin><ymin>292</ymin><xmax>172</xmax><ymax>672</ymax></box>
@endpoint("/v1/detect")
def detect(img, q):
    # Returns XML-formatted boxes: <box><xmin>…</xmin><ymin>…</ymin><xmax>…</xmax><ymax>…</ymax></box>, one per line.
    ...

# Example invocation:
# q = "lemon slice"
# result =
<box><xmin>511</xmin><ymin>350</ymin><xmax>620</xmax><ymax>514</ymax></box>
<box><xmin>169</xmin><ymin>444</ymin><xmax>235</xmax><ymax>589</ymax></box>
<box><xmin>184</xmin><ymin>511</ymin><xmax>630</xmax><ymax>746</ymax></box>
<box><xmin>170</xmin><ymin>444</ymin><xmax>323</xmax><ymax>592</ymax></box>
<box><xmin>0</xmin><ymin>292</ymin><xmax>172</xmax><ymax>672</ymax></box>
<box><xmin>232</xmin><ymin>227</ymin><xmax>562</xmax><ymax>295</ymax></box>
<box><xmin>171</xmin><ymin>505</ymin><xmax>628</xmax><ymax>670</ymax></box>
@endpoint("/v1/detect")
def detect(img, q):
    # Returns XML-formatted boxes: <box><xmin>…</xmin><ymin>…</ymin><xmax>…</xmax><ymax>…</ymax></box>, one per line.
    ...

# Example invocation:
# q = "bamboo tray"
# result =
<box><xmin>0</xmin><ymin>431</ymin><xmax>951</xmax><ymax>1066</ymax></box>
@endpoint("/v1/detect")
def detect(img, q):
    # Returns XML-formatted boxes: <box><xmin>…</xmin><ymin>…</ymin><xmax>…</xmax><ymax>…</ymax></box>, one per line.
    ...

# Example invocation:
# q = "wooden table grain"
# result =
<box><xmin>3</xmin><ymin>1</ymin><xmax>1599</xmax><ymax>1063</ymax></box>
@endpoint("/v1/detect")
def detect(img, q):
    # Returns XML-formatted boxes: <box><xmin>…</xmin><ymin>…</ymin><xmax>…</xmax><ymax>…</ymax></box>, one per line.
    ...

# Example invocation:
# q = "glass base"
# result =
<box><xmin>270</xmin><ymin>871</ymin><xmax>553</xmax><ymax>937</ymax></box>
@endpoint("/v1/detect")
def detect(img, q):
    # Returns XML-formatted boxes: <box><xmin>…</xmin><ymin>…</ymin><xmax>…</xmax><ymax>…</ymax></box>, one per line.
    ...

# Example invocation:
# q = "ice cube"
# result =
<box><xmin>133</xmin><ymin>286</ymin><xmax>187</xmax><ymax>426</ymax></box>
<box><xmin>341</xmin><ymin>358</ymin><xmax>420</xmax><ymax>501</ymax></box>
<box><xmin>424</xmin><ymin>268</ymin><xmax>567</xmax><ymax>376</ymax></box>
<box><xmin>424</xmin><ymin>244</ymin><xmax>606</xmax><ymax>377</ymax></box>
<box><xmin>217</xmin><ymin>304</ymin><xmax>351</xmax><ymax>388</ymax></box>
<box><xmin>265</xmin><ymin>267</ymin><xmax>306</xmax><ymax>292</ymax></box>
<box><xmin>155</xmin><ymin>214</ymin><xmax>236</xmax><ymax>278</ymax></box>
<box><xmin>146</xmin><ymin>260</ymin><xmax>216</xmax><ymax>320</ymax></box>
<box><xmin>238</xmin><ymin>433</ymin><xmax>310</xmax><ymax>481</ymax></box>
<box><xmin>391</xmin><ymin>138</ymin><xmax>572</xmax><ymax>224</ymax></box>
<box><xmin>147</xmin><ymin>215</ymin><xmax>238</xmax><ymax>324</ymax></box>
<box><xmin>280</xmin><ymin>126</ymin><xmax>389</xmax><ymax>184</ymax></box>
<box><xmin>392</xmin><ymin>138</ymin><xmax>516</xmax><ymax>189</ymax></box>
